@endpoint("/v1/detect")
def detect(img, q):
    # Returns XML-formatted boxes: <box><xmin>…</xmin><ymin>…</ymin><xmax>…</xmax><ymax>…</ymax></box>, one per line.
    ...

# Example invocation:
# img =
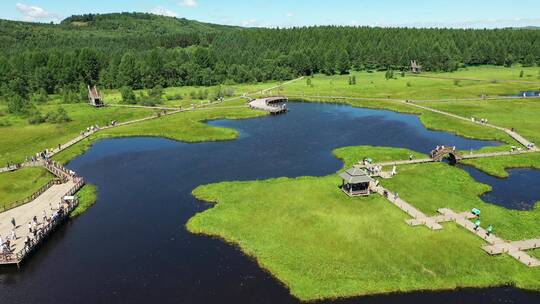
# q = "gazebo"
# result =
<box><xmin>339</xmin><ymin>167</ymin><xmax>375</xmax><ymax>197</ymax></box>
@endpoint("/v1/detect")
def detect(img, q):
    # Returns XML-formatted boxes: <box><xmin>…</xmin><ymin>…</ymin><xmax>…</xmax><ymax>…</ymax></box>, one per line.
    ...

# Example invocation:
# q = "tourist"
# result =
<box><xmin>28</xmin><ymin>222</ymin><xmax>32</xmax><ymax>233</ymax></box>
<box><xmin>11</xmin><ymin>229</ymin><xmax>16</xmax><ymax>240</ymax></box>
<box><xmin>11</xmin><ymin>217</ymin><xmax>16</xmax><ymax>228</ymax></box>
<box><xmin>391</xmin><ymin>166</ymin><xmax>397</xmax><ymax>176</ymax></box>
<box><xmin>395</xmin><ymin>192</ymin><xmax>399</xmax><ymax>200</ymax></box>
<box><xmin>474</xmin><ymin>219</ymin><xmax>481</xmax><ymax>231</ymax></box>
<box><xmin>487</xmin><ymin>225</ymin><xmax>493</xmax><ymax>236</ymax></box>
<box><xmin>409</xmin><ymin>155</ymin><xmax>413</xmax><ymax>161</ymax></box>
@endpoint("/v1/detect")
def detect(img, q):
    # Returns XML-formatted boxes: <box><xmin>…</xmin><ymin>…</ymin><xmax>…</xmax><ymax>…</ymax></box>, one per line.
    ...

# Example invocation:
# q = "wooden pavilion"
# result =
<box><xmin>339</xmin><ymin>167</ymin><xmax>375</xmax><ymax>197</ymax></box>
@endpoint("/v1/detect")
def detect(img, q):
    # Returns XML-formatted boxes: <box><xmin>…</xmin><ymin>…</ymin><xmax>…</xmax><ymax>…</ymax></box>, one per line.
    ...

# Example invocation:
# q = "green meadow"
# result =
<box><xmin>0</xmin><ymin>167</ymin><xmax>53</xmax><ymax>210</ymax></box>
<box><xmin>0</xmin><ymin>65</ymin><xmax>539</xmax><ymax>301</ymax></box>
<box><xmin>188</xmin><ymin>146</ymin><xmax>540</xmax><ymax>300</ymax></box>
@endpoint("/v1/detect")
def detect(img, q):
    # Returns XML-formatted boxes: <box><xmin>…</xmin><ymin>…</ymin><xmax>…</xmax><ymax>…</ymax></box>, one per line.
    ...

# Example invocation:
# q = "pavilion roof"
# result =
<box><xmin>339</xmin><ymin>168</ymin><xmax>374</xmax><ymax>184</ymax></box>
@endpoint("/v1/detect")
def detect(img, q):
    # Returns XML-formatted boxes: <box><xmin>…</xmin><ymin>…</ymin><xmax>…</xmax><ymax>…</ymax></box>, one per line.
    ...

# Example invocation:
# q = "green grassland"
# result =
<box><xmin>463</xmin><ymin>153</ymin><xmax>540</xmax><ymax>178</ymax></box>
<box><xmin>52</xmin><ymin>102</ymin><xmax>264</xmax><ymax>164</ymax></box>
<box><xmin>276</xmin><ymin>67</ymin><xmax>539</xmax><ymax>101</ymax></box>
<box><xmin>0</xmin><ymin>167</ymin><xmax>53</xmax><ymax>209</ymax></box>
<box><xmin>100</xmin><ymin>81</ymin><xmax>280</xmax><ymax>108</ymax></box>
<box><xmin>421</xmin><ymin>99</ymin><xmax>540</xmax><ymax>144</ymax></box>
<box><xmin>427</xmin><ymin>66</ymin><xmax>540</xmax><ymax>82</ymax></box>
<box><xmin>0</xmin><ymin>103</ymin><xmax>155</xmax><ymax>165</ymax></box>
<box><xmin>188</xmin><ymin>146</ymin><xmax>540</xmax><ymax>301</ymax></box>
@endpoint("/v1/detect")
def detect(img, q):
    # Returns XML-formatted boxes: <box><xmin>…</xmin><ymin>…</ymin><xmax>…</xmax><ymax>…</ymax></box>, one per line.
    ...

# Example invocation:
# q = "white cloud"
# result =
<box><xmin>149</xmin><ymin>6</ymin><xmax>178</xmax><ymax>18</ymax></box>
<box><xmin>179</xmin><ymin>0</ymin><xmax>198</xmax><ymax>7</ymax></box>
<box><xmin>16</xmin><ymin>2</ymin><xmax>59</xmax><ymax>22</ymax></box>
<box><xmin>285</xmin><ymin>12</ymin><xmax>294</xmax><ymax>18</ymax></box>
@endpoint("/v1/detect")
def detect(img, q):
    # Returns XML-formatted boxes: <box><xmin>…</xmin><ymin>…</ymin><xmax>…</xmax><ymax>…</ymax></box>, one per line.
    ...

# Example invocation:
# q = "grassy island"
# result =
<box><xmin>188</xmin><ymin>146</ymin><xmax>540</xmax><ymax>301</ymax></box>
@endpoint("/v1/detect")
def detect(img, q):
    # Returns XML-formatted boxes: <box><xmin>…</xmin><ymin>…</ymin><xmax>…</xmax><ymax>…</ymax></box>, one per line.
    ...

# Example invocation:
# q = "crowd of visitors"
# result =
<box><xmin>0</xmin><ymin>198</ymin><xmax>76</xmax><ymax>262</ymax></box>
<box><xmin>471</xmin><ymin>117</ymin><xmax>489</xmax><ymax>124</ymax></box>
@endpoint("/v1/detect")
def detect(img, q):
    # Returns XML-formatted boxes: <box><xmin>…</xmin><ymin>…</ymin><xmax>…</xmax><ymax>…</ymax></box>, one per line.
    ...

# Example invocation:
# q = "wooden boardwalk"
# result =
<box><xmin>371</xmin><ymin>185</ymin><xmax>443</xmax><ymax>230</ymax></box>
<box><xmin>356</xmin><ymin>149</ymin><xmax>538</xmax><ymax>170</ymax></box>
<box><xmin>288</xmin><ymin>93</ymin><xmax>538</xmax><ymax>150</ymax></box>
<box><xmin>370</xmin><ymin>183</ymin><xmax>540</xmax><ymax>267</ymax></box>
<box><xmin>405</xmin><ymin>102</ymin><xmax>537</xmax><ymax>150</ymax></box>
<box><xmin>437</xmin><ymin>208</ymin><xmax>540</xmax><ymax>267</ymax></box>
<box><xmin>0</xmin><ymin>161</ymin><xmax>84</xmax><ymax>266</ymax></box>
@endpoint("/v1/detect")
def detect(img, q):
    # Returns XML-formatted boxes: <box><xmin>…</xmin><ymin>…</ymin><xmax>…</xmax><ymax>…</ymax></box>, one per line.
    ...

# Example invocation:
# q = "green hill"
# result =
<box><xmin>0</xmin><ymin>12</ymin><xmax>237</xmax><ymax>53</ymax></box>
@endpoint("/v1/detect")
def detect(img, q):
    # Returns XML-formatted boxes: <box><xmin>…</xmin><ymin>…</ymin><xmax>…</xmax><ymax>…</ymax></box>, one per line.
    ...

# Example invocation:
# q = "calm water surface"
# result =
<box><xmin>460</xmin><ymin>165</ymin><xmax>540</xmax><ymax>210</ymax></box>
<box><xmin>1</xmin><ymin>102</ymin><xmax>539</xmax><ymax>303</ymax></box>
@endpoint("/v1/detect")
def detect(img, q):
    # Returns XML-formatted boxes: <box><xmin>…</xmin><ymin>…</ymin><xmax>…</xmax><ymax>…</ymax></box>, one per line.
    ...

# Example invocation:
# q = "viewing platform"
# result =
<box><xmin>248</xmin><ymin>96</ymin><xmax>288</xmax><ymax>114</ymax></box>
<box><xmin>0</xmin><ymin>160</ymin><xmax>84</xmax><ymax>267</ymax></box>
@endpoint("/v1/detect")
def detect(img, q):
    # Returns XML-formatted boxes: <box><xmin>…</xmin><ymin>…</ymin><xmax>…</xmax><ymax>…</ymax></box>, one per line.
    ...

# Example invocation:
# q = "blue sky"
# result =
<box><xmin>2</xmin><ymin>0</ymin><xmax>540</xmax><ymax>28</ymax></box>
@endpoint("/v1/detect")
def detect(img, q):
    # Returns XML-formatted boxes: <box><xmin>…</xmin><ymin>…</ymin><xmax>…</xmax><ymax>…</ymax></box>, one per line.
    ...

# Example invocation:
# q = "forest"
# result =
<box><xmin>0</xmin><ymin>12</ymin><xmax>539</xmax><ymax>111</ymax></box>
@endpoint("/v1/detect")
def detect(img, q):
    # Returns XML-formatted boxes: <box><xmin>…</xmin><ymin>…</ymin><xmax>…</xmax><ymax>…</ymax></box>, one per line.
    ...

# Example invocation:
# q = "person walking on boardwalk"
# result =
<box><xmin>11</xmin><ymin>229</ymin><xmax>16</xmax><ymax>240</ymax></box>
<box><xmin>11</xmin><ymin>217</ymin><xmax>16</xmax><ymax>228</ymax></box>
<box><xmin>474</xmin><ymin>219</ymin><xmax>481</xmax><ymax>231</ymax></box>
<box><xmin>487</xmin><ymin>225</ymin><xmax>493</xmax><ymax>236</ymax></box>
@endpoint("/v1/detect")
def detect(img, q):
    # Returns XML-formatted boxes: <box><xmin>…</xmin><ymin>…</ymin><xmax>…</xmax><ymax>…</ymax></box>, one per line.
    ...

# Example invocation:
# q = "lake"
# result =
<box><xmin>1</xmin><ymin>102</ymin><xmax>538</xmax><ymax>303</ymax></box>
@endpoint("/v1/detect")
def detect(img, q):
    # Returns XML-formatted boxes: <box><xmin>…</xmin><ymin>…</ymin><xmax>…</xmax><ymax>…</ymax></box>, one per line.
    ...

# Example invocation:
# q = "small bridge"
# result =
<box><xmin>248</xmin><ymin>96</ymin><xmax>288</xmax><ymax>114</ymax></box>
<box><xmin>430</xmin><ymin>146</ymin><xmax>462</xmax><ymax>163</ymax></box>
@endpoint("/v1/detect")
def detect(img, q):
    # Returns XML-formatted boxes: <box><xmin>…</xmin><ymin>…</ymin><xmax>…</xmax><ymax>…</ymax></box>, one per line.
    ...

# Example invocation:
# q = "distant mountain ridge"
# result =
<box><xmin>0</xmin><ymin>12</ymin><xmax>238</xmax><ymax>53</ymax></box>
<box><xmin>60</xmin><ymin>12</ymin><xmax>238</xmax><ymax>33</ymax></box>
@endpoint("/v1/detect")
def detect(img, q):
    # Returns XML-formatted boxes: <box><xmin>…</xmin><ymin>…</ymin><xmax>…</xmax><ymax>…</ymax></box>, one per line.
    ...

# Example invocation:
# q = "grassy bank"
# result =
<box><xmin>71</xmin><ymin>184</ymin><xmax>97</xmax><ymax>217</ymax></box>
<box><xmin>52</xmin><ymin>104</ymin><xmax>265</xmax><ymax>164</ymax></box>
<box><xmin>187</xmin><ymin>146</ymin><xmax>540</xmax><ymax>301</ymax></box>
<box><xmin>0</xmin><ymin>103</ymin><xmax>155</xmax><ymax>165</ymax></box>
<box><xmin>0</xmin><ymin>167</ymin><xmax>53</xmax><ymax>209</ymax></box>
<box><xmin>289</xmin><ymin>98</ymin><xmax>516</xmax><ymax>147</ymax></box>
<box><xmin>462</xmin><ymin>153</ymin><xmax>540</xmax><ymax>178</ymax></box>
<box><xmin>421</xmin><ymin>99</ymin><xmax>540</xmax><ymax>144</ymax></box>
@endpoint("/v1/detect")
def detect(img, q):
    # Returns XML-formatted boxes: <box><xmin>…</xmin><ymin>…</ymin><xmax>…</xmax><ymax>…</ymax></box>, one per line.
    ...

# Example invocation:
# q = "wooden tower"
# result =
<box><xmin>88</xmin><ymin>85</ymin><xmax>104</xmax><ymax>107</ymax></box>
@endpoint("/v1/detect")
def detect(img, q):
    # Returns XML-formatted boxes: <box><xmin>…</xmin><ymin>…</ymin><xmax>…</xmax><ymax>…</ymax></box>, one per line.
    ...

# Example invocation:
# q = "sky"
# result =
<box><xmin>2</xmin><ymin>0</ymin><xmax>540</xmax><ymax>28</ymax></box>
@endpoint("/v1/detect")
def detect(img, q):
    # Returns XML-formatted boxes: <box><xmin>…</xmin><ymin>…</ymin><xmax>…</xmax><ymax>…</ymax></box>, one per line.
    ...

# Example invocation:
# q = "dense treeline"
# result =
<box><xmin>0</xmin><ymin>13</ymin><xmax>539</xmax><ymax>105</ymax></box>
<box><xmin>214</xmin><ymin>26</ymin><xmax>540</xmax><ymax>74</ymax></box>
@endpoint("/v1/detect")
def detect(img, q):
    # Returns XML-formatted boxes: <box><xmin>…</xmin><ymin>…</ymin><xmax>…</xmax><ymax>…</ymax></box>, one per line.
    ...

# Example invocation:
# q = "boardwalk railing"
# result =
<box><xmin>43</xmin><ymin>160</ymin><xmax>74</xmax><ymax>181</ymax></box>
<box><xmin>0</xmin><ymin>179</ymin><xmax>84</xmax><ymax>265</ymax></box>
<box><xmin>0</xmin><ymin>160</ymin><xmax>79</xmax><ymax>213</ymax></box>
<box><xmin>0</xmin><ymin>179</ymin><xmax>61</xmax><ymax>213</ymax></box>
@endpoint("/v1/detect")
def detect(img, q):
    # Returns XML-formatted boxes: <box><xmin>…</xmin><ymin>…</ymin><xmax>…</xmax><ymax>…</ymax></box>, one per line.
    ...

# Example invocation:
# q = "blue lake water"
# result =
<box><xmin>1</xmin><ymin>102</ymin><xmax>538</xmax><ymax>303</ymax></box>
<box><xmin>460</xmin><ymin>165</ymin><xmax>540</xmax><ymax>210</ymax></box>
<box><xmin>517</xmin><ymin>91</ymin><xmax>540</xmax><ymax>97</ymax></box>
